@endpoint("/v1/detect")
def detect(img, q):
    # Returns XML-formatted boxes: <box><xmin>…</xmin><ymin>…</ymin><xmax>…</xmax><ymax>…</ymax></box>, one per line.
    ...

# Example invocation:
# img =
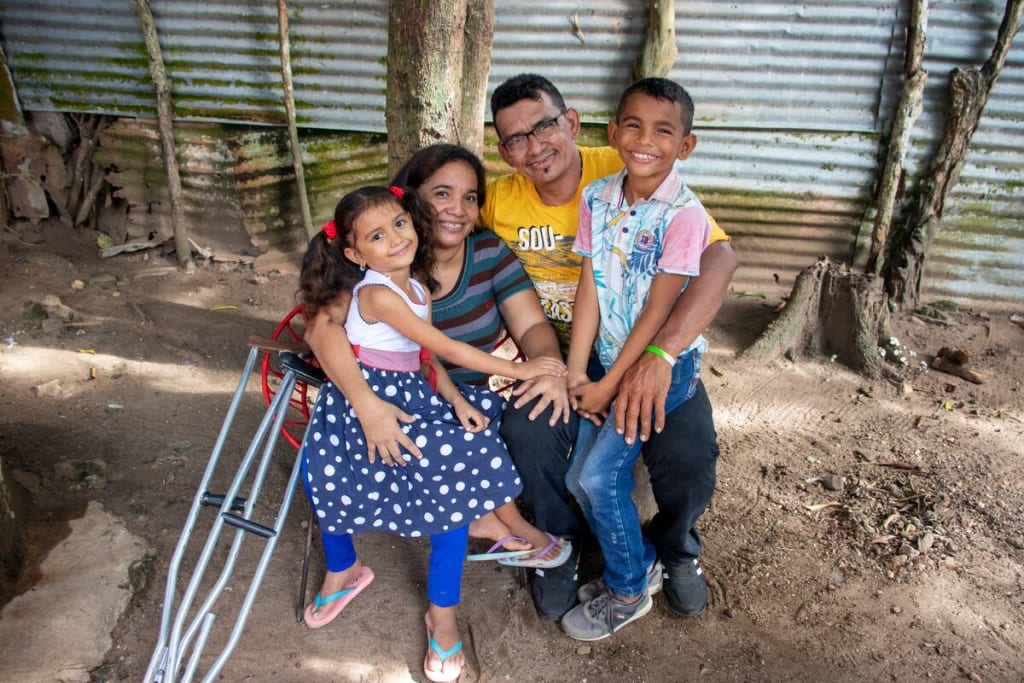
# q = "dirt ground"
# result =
<box><xmin>1</xmin><ymin>218</ymin><xmax>1022</xmax><ymax>683</ymax></box>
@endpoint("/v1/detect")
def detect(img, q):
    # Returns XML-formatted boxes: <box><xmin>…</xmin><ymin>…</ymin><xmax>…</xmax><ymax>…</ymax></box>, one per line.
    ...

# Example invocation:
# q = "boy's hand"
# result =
<box><xmin>569</xmin><ymin>379</ymin><xmax>614</xmax><ymax>427</ymax></box>
<box><xmin>454</xmin><ymin>399</ymin><xmax>490</xmax><ymax>433</ymax></box>
<box><xmin>615</xmin><ymin>352</ymin><xmax>670</xmax><ymax>444</ymax></box>
<box><xmin>515</xmin><ymin>357</ymin><xmax>567</xmax><ymax>380</ymax></box>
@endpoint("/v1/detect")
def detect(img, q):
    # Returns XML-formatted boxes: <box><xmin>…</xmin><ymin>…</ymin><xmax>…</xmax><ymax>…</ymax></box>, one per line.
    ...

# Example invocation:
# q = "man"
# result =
<box><xmin>479</xmin><ymin>74</ymin><xmax>737</xmax><ymax>622</ymax></box>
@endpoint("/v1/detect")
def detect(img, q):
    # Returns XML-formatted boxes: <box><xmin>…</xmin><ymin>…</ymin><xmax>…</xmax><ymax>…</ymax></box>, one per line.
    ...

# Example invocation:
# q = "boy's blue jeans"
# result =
<box><xmin>565</xmin><ymin>349</ymin><xmax>701</xmax><ymax>599</ymax></box>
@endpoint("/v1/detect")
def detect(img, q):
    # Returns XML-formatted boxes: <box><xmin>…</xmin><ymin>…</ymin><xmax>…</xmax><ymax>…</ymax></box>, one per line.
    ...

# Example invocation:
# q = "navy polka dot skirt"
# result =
<box><xmin>302</xmin><ymin>366</ymin><xmax>522</xmax><ymax>538</ymax></box>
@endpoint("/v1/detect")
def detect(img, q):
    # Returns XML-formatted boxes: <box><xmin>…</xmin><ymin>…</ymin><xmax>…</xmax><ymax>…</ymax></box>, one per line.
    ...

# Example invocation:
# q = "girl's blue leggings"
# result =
<box><xmin>303</xmin><ymin>456</ymin><xmax>467</xmax><ymax>607</ymax></box>
<box><xmin>319</xmin><ymin>527</ymin><xmax>467</xmax><ymax>608</ymax></box>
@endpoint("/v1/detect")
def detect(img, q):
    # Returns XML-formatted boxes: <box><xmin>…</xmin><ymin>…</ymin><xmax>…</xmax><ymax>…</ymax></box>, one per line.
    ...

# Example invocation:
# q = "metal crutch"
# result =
<box><xmin>144</xmin><ymin>344</ymin><xmax>322</xmax><ymax>682</ymax></box>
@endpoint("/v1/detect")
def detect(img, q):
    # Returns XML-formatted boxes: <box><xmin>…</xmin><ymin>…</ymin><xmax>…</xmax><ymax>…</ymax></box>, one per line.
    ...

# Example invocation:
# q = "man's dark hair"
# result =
<box><xmin>490</xmin><ymin>73</ymin><xmax>568</xmax><ymax>127</ymax></box>
<box><xmin>616</xmin><ymin>78</ymin><xmax>695</xmax><ymax>134</ymax></box>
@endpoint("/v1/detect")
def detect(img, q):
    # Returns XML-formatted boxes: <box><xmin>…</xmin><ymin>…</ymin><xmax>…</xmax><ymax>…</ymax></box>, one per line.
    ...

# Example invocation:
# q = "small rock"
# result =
<box><xmin>90</xmin><ymin>272</ymin><xmax>118</xmax><ymax>287</ymax></box>
<box><xmin>11</xmin><ymin>469</ymin><xmax>43</xmax><ymax>495</ymax></box>
<box><xmin>725</xmin><ymin>607</ymin><xmax>735</xmax><ymax>619</ymax></box>
<box><xmin>820</xmin><ymin>474</ymin><xmax>845</xmax><ymax>492</ymax></box>
<box><xmin>33</xmin><ymin>378</ymin><xmax>67</xmax><ymax>398</ymax></box>
<box><xmin>891</xmin><ymin>605</ymin><xmax>902</xmax><ymax>614</ymax></box>
<box><xmin>575</xmin><ymin>645</ymin><xmax>592</xmax><ymax>656</ymax></box>
<box><xmin>918</xmin><ymin>532</ymin><xmax>935</xmax><ymax>553</ymax></box>
<box><xmin>71</xmin><ymin>279</ymin><xmax>86</xmax><ymax>290</ymax></box>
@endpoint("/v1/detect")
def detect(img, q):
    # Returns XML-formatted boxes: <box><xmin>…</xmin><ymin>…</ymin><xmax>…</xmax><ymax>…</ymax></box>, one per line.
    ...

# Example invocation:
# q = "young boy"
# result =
<box><xmin>561</xmin><ymin>78</ymin><xmax>715</xmax><ymax>641</ymax></box>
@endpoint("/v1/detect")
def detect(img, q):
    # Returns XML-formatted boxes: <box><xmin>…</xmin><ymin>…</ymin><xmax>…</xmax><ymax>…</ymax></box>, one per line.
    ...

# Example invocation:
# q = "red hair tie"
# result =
<box><xmin>389</xmin><ymin>185</ymin><xmax>404</xmax><ymax>201</ymax></box>
<box><xmin>322</xmin><ymin>220</ymin><xmax>338</xmax><ymax>240</ymax></box>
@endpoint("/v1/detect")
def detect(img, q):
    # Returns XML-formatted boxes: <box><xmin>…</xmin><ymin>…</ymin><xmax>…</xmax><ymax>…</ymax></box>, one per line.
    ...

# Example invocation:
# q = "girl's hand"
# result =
<box><xmin>513</xmin><ymin>357</ymin><xmax>567</xmax><ymax>380</ymax></box>
<box><xmin>454</xmin><ymin>399</ymin><xmax>490</xmax><ymax>433</ymax></box>
<box><xmin>356</xmin><ymin>395</ymin><xmax>422</xmax><ymax>466</ymax></box>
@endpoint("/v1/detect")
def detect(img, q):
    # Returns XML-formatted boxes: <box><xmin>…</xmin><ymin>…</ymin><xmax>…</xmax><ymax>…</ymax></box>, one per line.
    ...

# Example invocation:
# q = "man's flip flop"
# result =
<box><xmin>424</xmin><ymin>613</ymin><xmax>463</xmax><ymax>682</ymax></box>
<box><xmin>497</xmin><ymin>533</ymin><xmax>572</xmax><ymax>569</ymax></box>
<box><xmin>466</xmin><ymin>535</ymin><xmax>535</xmax><ymax>561</ymax></box>
<box><xmin>303</xmin><ymin>565</ymin><xmax>375</xmax><ymax>629</ymax></box>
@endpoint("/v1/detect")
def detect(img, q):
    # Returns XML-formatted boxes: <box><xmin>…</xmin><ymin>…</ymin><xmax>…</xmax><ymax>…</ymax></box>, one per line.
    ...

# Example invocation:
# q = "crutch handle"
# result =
<box><xmin>221</xmin><ymin>513</ymin><xmax>276</xmax><ymax>539</ymax></box>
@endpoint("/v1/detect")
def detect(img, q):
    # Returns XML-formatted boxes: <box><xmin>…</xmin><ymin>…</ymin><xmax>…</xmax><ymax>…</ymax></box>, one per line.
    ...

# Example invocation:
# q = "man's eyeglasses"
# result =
<box><xmin>499</xmin><ymin>111</ymin><xmax>566</xmax><ymax>156</ymax></box>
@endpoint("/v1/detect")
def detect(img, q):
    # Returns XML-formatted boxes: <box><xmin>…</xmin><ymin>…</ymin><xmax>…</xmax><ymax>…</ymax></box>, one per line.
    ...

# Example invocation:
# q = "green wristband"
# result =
<box><xmin>645</xmin><ymin>344</ymin><xmax>676</xmax><ymax>367</ymax></box>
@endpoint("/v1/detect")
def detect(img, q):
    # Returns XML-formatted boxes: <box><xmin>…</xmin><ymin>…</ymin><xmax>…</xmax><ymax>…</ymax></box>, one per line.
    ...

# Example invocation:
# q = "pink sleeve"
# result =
<box><xmin>657</xmin><ymin>206</ymin><xmax>712</xmax><ymax>276</ymax></box>
<box><xmin>573</xmin><ymin>197</ymin><xmax>593</xmax><ymax>256</ymax></box>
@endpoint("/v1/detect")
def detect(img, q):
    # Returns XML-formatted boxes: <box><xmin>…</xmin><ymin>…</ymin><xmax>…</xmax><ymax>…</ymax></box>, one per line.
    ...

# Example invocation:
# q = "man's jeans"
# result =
<box><xmin>565</xmin><ymin>350</ymin><xmax>701</xmax><ymax>599</ymax></box>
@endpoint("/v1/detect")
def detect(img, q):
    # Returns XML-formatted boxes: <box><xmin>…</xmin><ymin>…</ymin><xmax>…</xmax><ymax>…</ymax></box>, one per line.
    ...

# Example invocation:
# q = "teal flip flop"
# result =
<box><xmin>424</xmin><ymin>618</ymin><xmax>463</xmax><ymax>683</ymax></box>
<box><xmin>497</xmin><ymin>533</ymin><xmax>572</xmax><ymax>569</ymax></box>
<box><xmin>466</xmin><ymin>535</ymin><xmax>535</xmax><ymax>561</ymax></box>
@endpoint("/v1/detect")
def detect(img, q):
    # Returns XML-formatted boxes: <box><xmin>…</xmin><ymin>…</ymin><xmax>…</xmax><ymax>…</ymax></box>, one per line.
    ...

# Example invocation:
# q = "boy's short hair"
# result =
<box><xmin>490</xmin><ymin>73</ymin><xmax>568</xmax><ymax>121</ymax></box>
<box><xmin>616</xmin><ymin>78</ymin><xmax>694</xmax><ymax>134</ymax></box>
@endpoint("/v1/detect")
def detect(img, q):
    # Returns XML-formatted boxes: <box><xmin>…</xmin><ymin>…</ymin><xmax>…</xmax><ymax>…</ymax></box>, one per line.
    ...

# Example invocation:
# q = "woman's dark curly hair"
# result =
<box><xmin>391</xmin><ymin>143</ymin><xmax>487</xmax><ymax>210</ymax></box>
<box><xmin>298</xmin><ymin>186</ymin><xmax>438</xmax><ymax>319</ymax></box>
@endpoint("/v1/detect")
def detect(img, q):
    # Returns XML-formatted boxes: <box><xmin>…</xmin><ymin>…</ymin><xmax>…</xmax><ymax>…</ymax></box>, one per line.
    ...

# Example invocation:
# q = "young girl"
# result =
<box><xmin>298</xmin><ymin>185</ymin><xmax>569</xmax><ymax>682</ymax></box>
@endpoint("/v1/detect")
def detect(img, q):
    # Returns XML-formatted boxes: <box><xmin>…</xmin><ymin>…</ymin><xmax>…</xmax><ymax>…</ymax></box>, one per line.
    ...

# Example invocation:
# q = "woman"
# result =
<box><xmin>302</xmin><ymin>144</ymin><xmax>577</xmax><ymax>681</ymax></box>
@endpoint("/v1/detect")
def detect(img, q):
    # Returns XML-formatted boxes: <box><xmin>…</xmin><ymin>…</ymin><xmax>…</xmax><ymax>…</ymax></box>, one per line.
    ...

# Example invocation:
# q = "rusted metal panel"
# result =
<box><xmin>0</xmin><ymin>1</ymin><xmax>1019</xmax><ymax>308</ymax></box>
<box><xmin>94</xmin><ymin>118</ymin><xmax>387</xmax><ymax>253</ymax></box>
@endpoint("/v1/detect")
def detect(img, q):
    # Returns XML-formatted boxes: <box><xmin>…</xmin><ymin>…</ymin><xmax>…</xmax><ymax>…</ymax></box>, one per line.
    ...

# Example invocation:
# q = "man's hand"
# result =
<box><xmin>356</xmin><ymin>396</ymin><xmax>421</xmax><ymax>466</ymax></box>
<box><xmin>510</xmin><ymin>374</ymin><xmax>571</xmax><ymax>425</ymax></box>
<box><xmin>614</xmin><ymin>352</ymin><xmax>671</xmax><ymax>444</ymax></box>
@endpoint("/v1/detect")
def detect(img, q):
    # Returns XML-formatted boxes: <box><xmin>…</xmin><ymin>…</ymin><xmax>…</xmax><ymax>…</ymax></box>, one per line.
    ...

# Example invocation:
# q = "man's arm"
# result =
<box><xmin>613</xmin><ymin>240</ymin><xmax>738</xmax><ymax>443</ymax></box>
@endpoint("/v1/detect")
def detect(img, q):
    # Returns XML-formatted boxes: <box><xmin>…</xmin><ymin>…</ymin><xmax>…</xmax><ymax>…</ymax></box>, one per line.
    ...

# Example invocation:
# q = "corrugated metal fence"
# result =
<box><xmin>0</xmin><ymin>0</ymin><xmax>1020</xmax><ymax>308</ymax></box>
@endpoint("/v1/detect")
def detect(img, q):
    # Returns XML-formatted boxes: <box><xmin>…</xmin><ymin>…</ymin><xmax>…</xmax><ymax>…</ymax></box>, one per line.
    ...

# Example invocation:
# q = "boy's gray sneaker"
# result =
<box><xmin>663</xmin><ymin>558</ymin><xmax>707</xmax><ymax>617</ymax></box>
<box><xmin>560</xmin><ymin>589</ymin><xmax>653</xmax><ymax>641</ymax></box>
<box><xmin>576</xmin><ymin>560</ymin><xmax>663</xmax><ymax>603</ymax></box>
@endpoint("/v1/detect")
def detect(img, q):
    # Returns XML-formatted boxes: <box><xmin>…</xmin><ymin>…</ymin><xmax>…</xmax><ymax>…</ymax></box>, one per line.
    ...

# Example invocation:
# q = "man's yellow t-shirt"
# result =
<box><xmin>480</xmin><ymin>145</ymin><xmax>728</xmax><ymax>347</ymax></box>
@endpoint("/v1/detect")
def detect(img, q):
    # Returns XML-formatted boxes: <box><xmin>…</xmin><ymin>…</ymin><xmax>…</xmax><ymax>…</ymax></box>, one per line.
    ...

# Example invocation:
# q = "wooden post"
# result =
<box><xmin>865</xmin><ymin>0</ymin><xmax>927</xmax><ymax>275</ymax></box>
<box><xmin>885</xmin><ymin>0</ymin><xmax>1023</xmax><ymax>307</ymax></box>
<box><xmin>277</xmin><ymin>0</ymin><xmax>314</xmax><ymax>239</ymax></box>
<box><xmin>134</xmin><ymin>0</ymin><xmax>191</xmax><ymax>267</ymax></box>
<box><xmin>633</xmin><ymin>0</ymin><xmax>678</xmax><ymax>81</ymax></box>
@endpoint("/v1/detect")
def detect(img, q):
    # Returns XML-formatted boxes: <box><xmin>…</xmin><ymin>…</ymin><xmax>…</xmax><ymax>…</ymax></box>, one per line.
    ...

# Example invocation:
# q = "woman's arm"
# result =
<box><xmin>496</xmin><ymin>288</ymin><xmax>570</xmax><ymax>424</ymax></box>
<box><xmin>303</xmin><ymin>294</ymin><xmax>421</xmax><ymax>464</ymax></box>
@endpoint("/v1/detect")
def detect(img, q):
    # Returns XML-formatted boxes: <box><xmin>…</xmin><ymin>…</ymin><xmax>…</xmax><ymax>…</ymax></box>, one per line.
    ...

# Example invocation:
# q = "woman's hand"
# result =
<box><xmin>510</xmin><ymin>374</ymin><xmax>571</xmax><ymax>425</ymax></box>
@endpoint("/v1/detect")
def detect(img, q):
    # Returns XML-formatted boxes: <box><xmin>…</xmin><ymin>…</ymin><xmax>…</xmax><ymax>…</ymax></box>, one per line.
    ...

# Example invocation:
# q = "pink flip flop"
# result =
<box><xmin>303</xmin><ymin>565</ymin><xmax>375</xmax><ymax>629</ymax></box>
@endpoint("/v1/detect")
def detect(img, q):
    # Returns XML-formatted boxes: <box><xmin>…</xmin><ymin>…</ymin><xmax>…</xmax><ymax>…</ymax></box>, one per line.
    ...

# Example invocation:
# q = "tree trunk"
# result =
<box><xmin>865</xmin><ymin>0</ymin><xmax>927</xmax><ymax>275</ymax></box>
<box><xmin>884</xmin><ymin>0</ymin><xmax>1022</xmax><ymax>307</ymax></box>
<box><xmin>458</xmin><ymin>1</ymin><xmax>494</xmax><ymax>158</ymax></box>
<box><xmin>386</xmin><ymin>0</ymin><xmax>494</xmax><ymax>175</ymax></box>
<box><xmin>633</xmin><ymin>0</ymin><xmax>678</xmax><ymax>81</ymax></box>
<box><xmin>277</xmin><ymin>0</ymin><xmax>314</xmax><ymax>238</ymax></box>
<box><xmin>135</xmin><ymin>0</ymin><xmax>191</xmax><ymax>267</ymax></box>
<box><xmin>743</xmin><ymin>258</ymin><xmax>890</xmax><ymax>377</ymax></box>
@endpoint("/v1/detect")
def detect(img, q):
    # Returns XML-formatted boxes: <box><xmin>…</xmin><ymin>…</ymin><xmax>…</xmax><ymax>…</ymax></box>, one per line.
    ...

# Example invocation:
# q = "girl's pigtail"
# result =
<box><xmin>298</xmin><ymin>229</ymin><xmax>359</xmax><ymax>320</ymax></box>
